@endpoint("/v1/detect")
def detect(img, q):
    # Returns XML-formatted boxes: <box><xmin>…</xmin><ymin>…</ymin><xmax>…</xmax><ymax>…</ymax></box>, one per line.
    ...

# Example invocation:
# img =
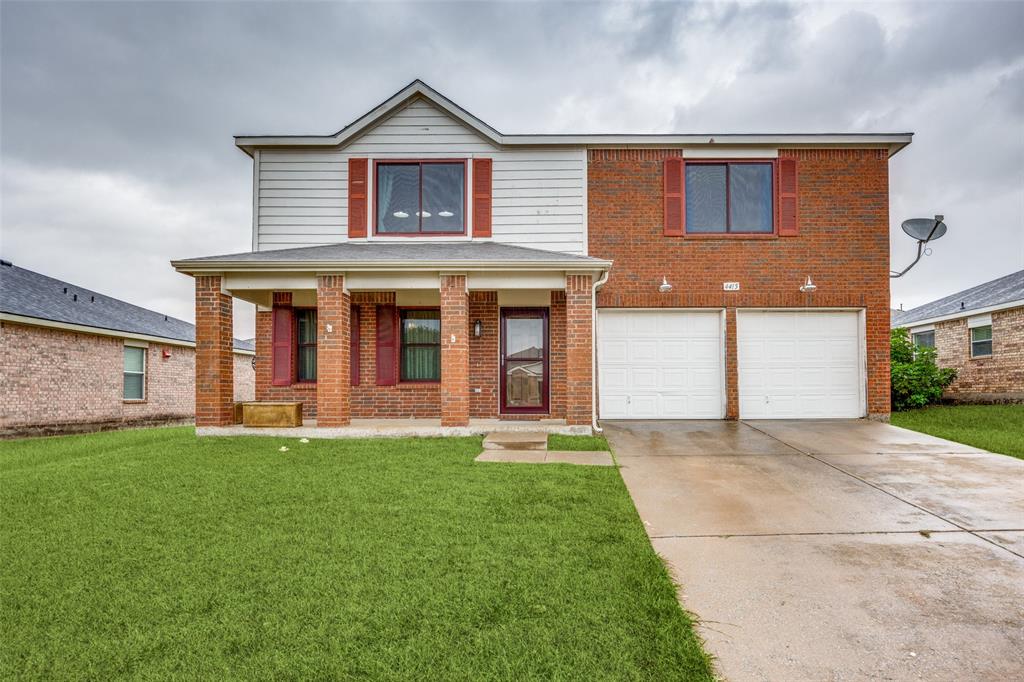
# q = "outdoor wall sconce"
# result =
<box><xmin>658</xmin><ymin>276</ymin><xmax>674</xmax><ymax>294</ymax></box>
<box><xmin>799</xmin><ymin>275</ymin><xmax>817</xmax><ymax>293</ymax></box>
<box><xmin>473</xmin><ymin>319</ymin><xmax>483</xmax><ymax>337</ymax></box>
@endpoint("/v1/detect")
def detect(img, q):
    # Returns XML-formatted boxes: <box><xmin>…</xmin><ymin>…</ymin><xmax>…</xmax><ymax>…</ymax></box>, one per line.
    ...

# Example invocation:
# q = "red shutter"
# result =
<box><xmin>348</xmin><ymin>158</ymin><xmax>368</xmax><ymax>238</ymax></box>
<box><xmin>376</xmin><ymin>304</ymin><xmax>397</xmax><ymax>386</ymax></box>
<box><xmin>664</xmin><ymin>158</ymin><xmax>684</xmax><ymax>236</ymax></box>
<box><xmin>778</xmin><ymin>158</ymin><xmax>799</xmax><ymax>236</ymax></box>
<box><xmin>271</xmin><ymin>306</ymin><xmax>294</xmax><ymax>386</ymax></box>
<box><xmin>350</xmin><ymin>305</ymin><xmax>360</xmax><ymax>386</ymax></box>
<box><xmin>472</xmin><ymin>158</ymin><xmax>492</xmax><ymax>238</ymax></box>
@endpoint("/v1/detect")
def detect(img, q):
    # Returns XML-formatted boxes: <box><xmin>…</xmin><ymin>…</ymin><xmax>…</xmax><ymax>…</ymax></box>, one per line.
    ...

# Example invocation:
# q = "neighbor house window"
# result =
<box><xmin>686</xmin><ymin>162</ymin><xmax>774</xmax><ymax>234</ymax></box>
<box><xmin>376</xmin><ymin>161</ymin><xmax>465</xmax><ymax>235</ymax></box>
<box><xmin>400</xmin><ymin>309</ymin><xmax>441</xmax><ymax>381</ymax></box>
<box><xmin>123</xmin><ymin>346</ymin><xmax>146</xmax><ymax>400</ymax></box>
<box><xmin>296</xmin><ymin>309</ymin><xmax>317</xmax><ymax>382</ymax></box>
<box><xmin>911</xmin><ymin>330</ymin><xmax>935</xmax><ymax>349</ymax></box>
<box><xmin>970</xmin><ymin>325</ymin><xmax>992</xmax><ymax>358</ymax></box>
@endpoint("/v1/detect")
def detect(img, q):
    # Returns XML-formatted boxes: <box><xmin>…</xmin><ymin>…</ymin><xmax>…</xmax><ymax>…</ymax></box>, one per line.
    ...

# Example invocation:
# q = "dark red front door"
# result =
<box><xmin>500</xmin><ymin>308</ymin><xmax>549</xmax><ymax>414</ymax></box>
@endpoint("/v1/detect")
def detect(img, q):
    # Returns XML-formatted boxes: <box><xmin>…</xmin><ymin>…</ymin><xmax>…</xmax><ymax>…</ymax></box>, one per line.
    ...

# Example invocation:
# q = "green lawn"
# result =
<box><xmin>0</xmin><ymin>427</ymin><xmax>712</xmax><ymax>680</ymax></box>
<box><xmin>892</xmin><ymin>404</ymin><xmax>1024</xmax><ymax>459</ymax></box>
<box><xmin>547</xmin><ymin>433</ymin><xmax>611</xmax><ymax>452</ymax></box>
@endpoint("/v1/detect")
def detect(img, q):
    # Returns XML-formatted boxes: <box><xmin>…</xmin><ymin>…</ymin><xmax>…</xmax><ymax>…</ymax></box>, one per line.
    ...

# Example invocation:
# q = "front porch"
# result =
<box><xmin>177</xmin><ymin>242</ymin><xmax>611</xmax><ymax>434</ymax></box>
<box><xmin>197</xmin><ymin>417</ymin><xmax>591</xmax><ymax>438</ymax></box>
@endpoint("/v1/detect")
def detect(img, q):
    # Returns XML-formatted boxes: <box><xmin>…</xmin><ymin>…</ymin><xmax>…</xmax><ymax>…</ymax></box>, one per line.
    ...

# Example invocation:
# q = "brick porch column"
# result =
<box><xmin>440</xmin><ymin>274</ymin><xmax>470</xmax><ymax>427</ymax></box>
<box><xmin>316</xmin><ymin>274</ymin><xmax>351</xmax><ymax>426</ymax></box>
<box><xmin>565</xmin><ymin>274</ymin><xmax>594</xmax><ymax>426</ymax></box>
<box><xmin>195</xmin><ymin>275</ymin><xmax>234</xmax><ymax>426</ymax></box>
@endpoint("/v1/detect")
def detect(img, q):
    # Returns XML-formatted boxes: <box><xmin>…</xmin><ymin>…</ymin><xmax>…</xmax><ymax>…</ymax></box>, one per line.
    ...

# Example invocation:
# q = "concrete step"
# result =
<box><xmin>482</xmin><ymin>431</ymin><xmax>548</xmax><ymax>451</ymax></box>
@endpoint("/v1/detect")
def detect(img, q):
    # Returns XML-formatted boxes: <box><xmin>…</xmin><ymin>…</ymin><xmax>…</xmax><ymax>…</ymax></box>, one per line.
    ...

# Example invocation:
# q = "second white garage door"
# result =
<box><xmin>598</xmin><ymin>310</ymin><xmax>724</xmax><ymax>419</ymax></box>
<box><xmin>737</xmin><ymin>311</ymin><xmax>863</xmax><ymax>419</ymax></box>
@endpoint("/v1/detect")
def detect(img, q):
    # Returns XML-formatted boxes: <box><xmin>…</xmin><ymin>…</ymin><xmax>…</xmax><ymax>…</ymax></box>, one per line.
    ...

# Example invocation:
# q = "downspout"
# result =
<box><xmin>590</xmin><ymin>268</ymin><xmax>611</xmax><ymax>433</ymax></box>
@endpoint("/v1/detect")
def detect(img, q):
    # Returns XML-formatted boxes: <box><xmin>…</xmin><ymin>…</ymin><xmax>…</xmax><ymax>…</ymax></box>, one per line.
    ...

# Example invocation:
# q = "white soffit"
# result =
<box><xmin>683</xmin><ymin>148</ymin><xmax>778</xmax><ymax>159</ymax></box>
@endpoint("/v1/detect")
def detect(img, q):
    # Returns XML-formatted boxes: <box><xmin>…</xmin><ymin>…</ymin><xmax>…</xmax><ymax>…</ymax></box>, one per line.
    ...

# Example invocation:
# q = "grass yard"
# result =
<box><xmin>0</xmin><ymin>427</ymin><xmax>712</xmax><ymax>680</ymax></box>
<box><xmin>547</xmin><ymin>433</ymin><xmax>610</xmax><ymax>452</ymax></box>
<box><xmin>892</xmin><ymin>404</ymin><xmax>1024</xmax><ymax>459</ymax></box>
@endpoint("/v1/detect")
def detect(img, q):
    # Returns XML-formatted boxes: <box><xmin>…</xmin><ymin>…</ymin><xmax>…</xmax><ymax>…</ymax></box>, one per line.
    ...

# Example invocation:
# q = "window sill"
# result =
<box><xmin>397</xmin><ymin>381</ymin><xmax>441</xmax><ymax>388</ymax></box>
<box><xmin>969</xmin><ymin>355</ymin><xmax>993</xmax><ymax>360</ymax></box>
<box><xmin>123</xmin><ymin>399</ymin><xmax>147</xmax><ymax>404</ymax></box>
<box><xmin>682</xmin><ymin>232</ymin><xmax>779</xmax><ymax>240</ymax></box>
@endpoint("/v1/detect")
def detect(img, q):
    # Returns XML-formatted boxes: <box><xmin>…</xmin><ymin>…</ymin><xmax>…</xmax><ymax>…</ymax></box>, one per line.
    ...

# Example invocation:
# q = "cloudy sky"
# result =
<box><xmin>3</xmin><ymin>0</ymin><xmax>1022</xmax><ymax>337</ymax></box>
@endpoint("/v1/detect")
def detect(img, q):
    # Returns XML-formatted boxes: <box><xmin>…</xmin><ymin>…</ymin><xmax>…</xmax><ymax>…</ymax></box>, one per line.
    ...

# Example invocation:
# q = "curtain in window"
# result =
<box><xmin>401</xmin><ymin>310</ymin><xmax>441</xmax><ymax>381</ymax></box>
<box><xmin>377</xmin><ymin>164</ymin><xmax>418</xmax><ymax>233</ymax></box>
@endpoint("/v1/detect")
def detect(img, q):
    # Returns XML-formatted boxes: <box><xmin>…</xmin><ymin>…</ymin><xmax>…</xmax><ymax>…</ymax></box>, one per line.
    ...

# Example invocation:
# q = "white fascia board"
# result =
<box><xmin>236</xmin><ymin>127</ymin><xmax>913</xmax><ymax>157</ymax></box>
<box><xmin>1</xmin><ymin>313</ymin><xmax>255</xmax><ymax>356</ymax></box>
<box><xmin>890</xmin><ymin>299</ymin><xmax>1024</xmax><ymax>329</ymax></box>
<box><xmin>172</xmin><ymin>259</ymin><xmax>613</xmax><ymax>276</ymax></box>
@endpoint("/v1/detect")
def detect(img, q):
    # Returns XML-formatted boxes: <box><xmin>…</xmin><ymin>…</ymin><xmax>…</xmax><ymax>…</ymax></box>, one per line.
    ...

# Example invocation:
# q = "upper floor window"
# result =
<box><xmin>376</xmin><ymin>161</ymin><xmax>465</xmax><ymax>235</ymax></box>
<box><xmin>686</xmin><ymin>162</ymin><xmax>773</xmax><ymax>234</ymax></box>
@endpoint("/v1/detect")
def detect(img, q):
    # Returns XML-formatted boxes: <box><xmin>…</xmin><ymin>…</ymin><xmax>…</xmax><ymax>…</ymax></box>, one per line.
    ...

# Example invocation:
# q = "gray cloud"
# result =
<box><xmin>2</xmin><ymin>0</ymin><xmax>1022</xmax><ymax>334</ymax></box>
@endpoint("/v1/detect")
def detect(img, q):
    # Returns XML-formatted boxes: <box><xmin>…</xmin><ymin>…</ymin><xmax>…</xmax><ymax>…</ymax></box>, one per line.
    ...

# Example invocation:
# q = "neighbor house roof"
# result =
<box><xmin>0</xmin><ymin>260</ymin><xmax>254</xmax><ymax>352</ymax></box>
<box><xmin>234</xmin><ymin>79</ymin><xmax>913</xmax><ymax>157</ymax></box>
<box><xmin>892</xmin><ymin>269</ymin><xmax>1024</xmax><ymax>328</ymax></box>
<box><xmin>172</xmin><ymin>242</ymin><xmax>612</xmax><ymax>274</ymax></box>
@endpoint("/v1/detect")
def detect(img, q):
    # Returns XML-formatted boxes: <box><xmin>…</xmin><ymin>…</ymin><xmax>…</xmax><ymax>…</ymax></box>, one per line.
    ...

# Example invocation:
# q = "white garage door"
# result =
<box><xmin>737</xmin><ymin>311</ymin><xmax>863</xmax><ymax>419</ymax></box>
<box><xmin>598</xmin><ymin>310</ymin><xmax>724</xmax><ymax>419</ymax></box>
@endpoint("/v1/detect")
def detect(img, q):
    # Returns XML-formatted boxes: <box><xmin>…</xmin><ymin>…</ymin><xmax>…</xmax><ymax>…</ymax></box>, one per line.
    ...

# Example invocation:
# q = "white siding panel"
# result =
<box><xmin>254</xmin><ymin>97</ymin><xmax>586</xmax><ymax>255</ymax></box>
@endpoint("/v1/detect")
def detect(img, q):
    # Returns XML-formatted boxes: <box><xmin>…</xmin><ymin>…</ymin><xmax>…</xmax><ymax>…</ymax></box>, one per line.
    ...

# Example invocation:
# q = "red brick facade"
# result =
<box><xmin>316</xmin><ymin>274</ymin><xmax>351</xmax><ymax>426</ymax></box>
<box><xmin>933</xmin><ymin>307</ymin><xmax>1024</xmax><ymax>402</ymax></box>
<box><xmin>195</xmin><ymin>275</ymin><xmax>236</xmax><ymax>426</ymax></box>
<box><xmin>587</xmin><ymin>148</ymin><xmax>892</xmax><ymax>418</ymax></box>
<box><xmin>565</xmin><ymin>274</ymin><xmax>594</xmax><ymax>425</ymax></box>
<box><xmin>440</xmin><ymin>275</ymin><xmax>470</xmax><ymax>426</ymax></box>
<box><xmin>0</xmin><ymin>320</ymin><xmax>253</xmax><ymax>436</ymax></box>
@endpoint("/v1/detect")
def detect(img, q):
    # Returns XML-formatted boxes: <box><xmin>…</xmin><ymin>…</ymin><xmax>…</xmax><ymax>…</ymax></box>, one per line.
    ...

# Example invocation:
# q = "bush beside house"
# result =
<box><xmin>890</xmin><ymin>328</ymin><xmax>957</xmax><ymax>411</ymax></box>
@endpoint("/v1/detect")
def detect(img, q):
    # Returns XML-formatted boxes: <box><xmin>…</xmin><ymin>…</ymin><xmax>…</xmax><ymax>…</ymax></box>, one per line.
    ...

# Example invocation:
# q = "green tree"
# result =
<box><xmin>890</xmin><ymin>328</ymin><xmax>957</xmax><ymax>411</ymax></box>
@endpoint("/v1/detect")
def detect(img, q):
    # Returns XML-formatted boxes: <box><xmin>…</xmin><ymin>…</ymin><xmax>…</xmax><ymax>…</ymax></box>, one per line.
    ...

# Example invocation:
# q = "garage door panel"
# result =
<box><xmin>598</xmin><ymin>310</ymin><xmax>723</xmax><ymax>419</ymax></box>
<box><xmin>739</xmin><ymin>311</ymin><xmax>862</xmax><ymax>419</ymax></box>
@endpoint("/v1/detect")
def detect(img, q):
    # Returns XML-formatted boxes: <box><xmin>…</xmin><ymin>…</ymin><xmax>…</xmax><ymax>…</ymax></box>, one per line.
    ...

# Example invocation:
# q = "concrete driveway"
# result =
<box><xmin>605</xmin><ymin>420</ymin><xmax>1024</xmax><ymax>682</ymax></box>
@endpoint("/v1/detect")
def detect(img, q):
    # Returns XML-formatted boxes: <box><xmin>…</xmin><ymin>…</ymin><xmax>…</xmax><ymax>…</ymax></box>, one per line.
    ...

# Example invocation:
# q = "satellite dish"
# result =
<box><xmin>901</xmin><ymin>217</ymin><xmax>946</xmax><ymax>242</ymax></box>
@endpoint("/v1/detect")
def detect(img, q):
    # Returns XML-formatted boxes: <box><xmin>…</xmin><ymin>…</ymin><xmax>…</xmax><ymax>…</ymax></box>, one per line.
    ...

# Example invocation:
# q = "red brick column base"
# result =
<box><xmin>565</xmin><ymin>274</ymin><xmax>594</xmax><ymax>426</ymax></box>
<box><xmin>195</xmin><ymin>275</ymin><xmax>234</xmax><ymax>426</ymax></box>
<box><xmin>441</xmin><ymin>275</ymin><xmax>470</xmax><ymax>427</ymax></box>
<box><xmin>316</xmin><ymin>275</ymin><xmax>352</xmax><ymax>427</ymax></box>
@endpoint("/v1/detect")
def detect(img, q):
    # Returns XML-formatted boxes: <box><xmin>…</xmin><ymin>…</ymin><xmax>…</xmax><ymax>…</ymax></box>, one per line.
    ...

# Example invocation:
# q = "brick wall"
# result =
<box><xmin>469</xmin><ymin>291</ymin><xmax>499</xmax><ymax>418</ymax></box>
<box><xmin>194</xmin><ymin>275</ymin><xmax>234</xmax><ymax>426</ymax></box>
<box><xmin>440</xmin><ymin>275</ymin><xmax>470</xmax><ymax>426</ymax></box>
<box><xmin>0</xmin><ymin>321</ymin><xmax>254</xmax><ymax>436</ymax></box>
<box><xmin>934</xmin><ymin>307</ymin><xmax>1024</xmax><ymax>402</ymax></box>
<box><xmin>565</xmin><ymin>274</ymin><xmax>594</xmax><ymax>425</ymax></box>
<box><xmin>588</xmin><ymin>148</ymin><xmax>892</xmax><ymax>418</ymax></box>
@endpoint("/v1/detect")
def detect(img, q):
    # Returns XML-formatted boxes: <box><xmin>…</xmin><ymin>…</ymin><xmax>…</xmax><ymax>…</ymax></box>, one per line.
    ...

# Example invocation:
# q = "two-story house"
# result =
<box><xmin>172</xmin><ymin>80</ymin><xmax>911</xmax><ymax>432</ymax></box>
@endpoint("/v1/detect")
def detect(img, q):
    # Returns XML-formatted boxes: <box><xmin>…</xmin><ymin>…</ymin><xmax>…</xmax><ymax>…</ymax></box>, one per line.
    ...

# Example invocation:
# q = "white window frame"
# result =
<box><xmin>123</xmin><ymin>344</ymin><xmax>147</xmax><ymax>401</ymax></box>
<box><xmin>970</xmin><ymin>324</ymin><xmax>993</xmax><ymax>359</ymax></box>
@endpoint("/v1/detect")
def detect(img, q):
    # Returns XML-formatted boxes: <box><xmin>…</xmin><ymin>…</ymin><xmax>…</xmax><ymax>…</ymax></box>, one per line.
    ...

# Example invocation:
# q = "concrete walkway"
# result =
<box><xmin>604</xmin><ymin>419</ymin><xmax>1024</xmax><ymax>682</ymax></box>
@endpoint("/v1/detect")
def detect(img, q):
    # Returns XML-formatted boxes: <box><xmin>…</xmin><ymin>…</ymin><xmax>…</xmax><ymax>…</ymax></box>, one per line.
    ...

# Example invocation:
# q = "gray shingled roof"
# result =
<box><xmin>174</xmin><ymin>241</ymin><xmax>609</xmax><ymax>265</ymax></box>
<box><xmin>0</xmin><ymin>261</ymin><xmax>254</xmax><ymax>351</ymax></box>
<box><xmin>892</xmin><ymin>269</ymin><xmax>1024</xmax><ymax>327</ymax></box>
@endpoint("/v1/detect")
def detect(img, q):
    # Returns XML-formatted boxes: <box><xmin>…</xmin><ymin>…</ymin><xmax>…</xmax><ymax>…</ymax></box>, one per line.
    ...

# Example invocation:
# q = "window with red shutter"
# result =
<box><xmin>472</xmin><ymin>158</ymin><xmax>492</xmax><ymax>238</ymax></box>
<box><xmin>271</xmin><ymin>306</ymin><xmax>294</xmax><ymax>386</ymax></box>
<box><xmin>664</xmin><ymin>158</ymin><xmax>684</xmax><ymax>236</ymax></box>
<box><xmin>375</xmin><ymin>304</ymin><xmax>397</xmax><ymax>386</ymax></box>
<box><xmin>778</xmin><ymin>158</ymin><xmax>799</xmax><ymax>236</ymax></box>
<box><xmin>348</xmin><ymin>158</ymin><xmax>368</xmax><ymax>238</ymax></box>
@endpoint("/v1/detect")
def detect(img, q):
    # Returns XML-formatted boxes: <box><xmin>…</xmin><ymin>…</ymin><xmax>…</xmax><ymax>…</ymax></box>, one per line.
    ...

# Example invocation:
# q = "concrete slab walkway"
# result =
<box><xmin>604</xmin><ymin>419</ymin><xmax>1024</xmax><ymax>682</ymax></box>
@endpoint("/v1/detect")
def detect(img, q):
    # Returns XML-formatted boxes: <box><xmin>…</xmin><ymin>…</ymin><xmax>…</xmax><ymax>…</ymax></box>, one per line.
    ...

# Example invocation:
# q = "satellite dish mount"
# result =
<box><xmin>891</xmin><ymin>215</ymin><xmax>947</xmax><ymax>278</ymax></box>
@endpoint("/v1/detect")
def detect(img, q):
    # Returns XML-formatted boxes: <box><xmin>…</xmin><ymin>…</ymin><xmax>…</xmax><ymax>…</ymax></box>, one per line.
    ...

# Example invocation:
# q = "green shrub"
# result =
<box><xmin>890</xmin><ymin>328</ymin><xmax>957</xmax><ymax>411</ymax></box>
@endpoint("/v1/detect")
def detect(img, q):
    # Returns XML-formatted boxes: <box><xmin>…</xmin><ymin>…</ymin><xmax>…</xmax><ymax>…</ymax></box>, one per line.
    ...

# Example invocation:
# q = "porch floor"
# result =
<box><xmin>197</xmin><ymin>418</ymin><xmax>591</xmax><ymax>439</ymax></box>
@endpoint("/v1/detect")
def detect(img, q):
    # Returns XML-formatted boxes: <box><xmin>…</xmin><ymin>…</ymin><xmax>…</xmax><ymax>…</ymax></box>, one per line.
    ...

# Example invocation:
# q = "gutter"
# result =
<box><xmin>171</xmin><ymin>258</ymin><xmax>614</xmax><ymax>276</ymax></box>
<box><xmin>891</xmin><ymin>298</ymin><xmax>1024</xmax><ymax>330</ymax></box>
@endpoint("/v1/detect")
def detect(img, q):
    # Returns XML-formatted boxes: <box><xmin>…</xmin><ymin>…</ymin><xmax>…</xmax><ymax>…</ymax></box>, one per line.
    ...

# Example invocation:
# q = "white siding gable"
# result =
<box><xmin>255</xmin><ymin>97</ymin><xmax>587</xmax><ymax>255</ymax></box>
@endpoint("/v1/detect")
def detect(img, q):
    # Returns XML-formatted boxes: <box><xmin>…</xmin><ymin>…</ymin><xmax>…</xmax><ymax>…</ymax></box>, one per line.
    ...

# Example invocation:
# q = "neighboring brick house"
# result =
<box><xmin>893</xmin><ymin>270</ymin><xmax>1024</xmax><ymax>403</ymax></box>
<box><xmin>172</xmin><ymin>80</ymin><xmax>913</xmax><ymax>431</ymax></box>
<box><xmin>0</xmin><ymin>261</ymin><xmax>255</xmax><ymax>437</ymax></box>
